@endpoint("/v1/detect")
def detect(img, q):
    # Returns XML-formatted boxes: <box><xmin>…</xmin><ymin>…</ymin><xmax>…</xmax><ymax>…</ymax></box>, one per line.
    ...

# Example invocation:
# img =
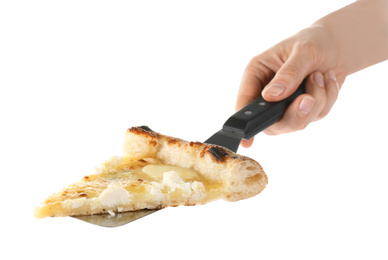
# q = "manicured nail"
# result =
<box><xmin>329</xmin><ymin>70</ymin><xmax>337</xmax><ymax>81</ymax></box>
<box><xmin>328</xmin><ymin>70</ymin><xmax>340</xmax><ymax>90</ymax></box>
<box><xmin>263</xmin><ymin>83</ymin><xmax>285</xmax><ymax>97</ymax></box>
<box><xmin>299</xmin><ymin>96</ymin><xmax>315</xmax><ymax>116</ymax></box>
<box><xmin>313</xmin><ymin>72</ymin><xmax>324</xmax><ymax>87</ymax></box>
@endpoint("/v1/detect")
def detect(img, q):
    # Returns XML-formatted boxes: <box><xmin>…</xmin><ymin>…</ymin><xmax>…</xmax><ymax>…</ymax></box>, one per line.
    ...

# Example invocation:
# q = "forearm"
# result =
<box><xmin>313</xmin><ymin>0</ymin><xmax>388</xmax><ymax>75</ymax></box>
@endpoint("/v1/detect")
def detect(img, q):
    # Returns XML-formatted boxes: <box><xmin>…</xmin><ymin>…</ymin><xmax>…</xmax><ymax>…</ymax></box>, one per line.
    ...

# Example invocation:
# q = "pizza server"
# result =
<box><xmin>74</xmin><ymin>81</ymin><xmax>305</xmax><ymax>227</ymax></box>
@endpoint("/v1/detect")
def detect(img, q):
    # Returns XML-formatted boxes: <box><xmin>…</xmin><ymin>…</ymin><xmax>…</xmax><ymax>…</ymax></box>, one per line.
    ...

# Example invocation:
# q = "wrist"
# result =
<box><xmin>312</xmin><ymin>0</ymin><xmax>388</xmax><ymax>75</ymax></box>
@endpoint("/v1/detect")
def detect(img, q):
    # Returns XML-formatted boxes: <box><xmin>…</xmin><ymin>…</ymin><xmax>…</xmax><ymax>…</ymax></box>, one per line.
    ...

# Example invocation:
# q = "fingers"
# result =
<box><xmin>236</xmin><ymin>55</ymin><xmax>275</xmax><ymax>148</ymax></box>
<box><xmin>241</xmin><ymin>138</ymin><xmax>254</xmax><ymax>148</ymax></box>
<box><xmin>263</xmin><ymin>70</ymin><xmax>340</xmax><ymax>135</ymax></box>
<box><xmin>236</xmin><ymin>44</ymin><xmax>341</xmax><ymax>145</ymax></box>
<box><xmin>236</xmin><ymin>60</ymin><xmax>265</xmax><ymax>148</ymax></box>
<box><xmin>316</xmin><ymin>70</ymin><xmax>340</xmax><ymax>120</ymax></box>
<box><xmin>262</xmin><ymin>45</ymin><xmax>314</xmax><ymax>102</ymax></box>
<box><xmin>236</xmin><ymin>55</ymin><xmax>276</xmax><ymax>111</ymax></box>
<box><xmin>263</xmin><ymin>93</ymin><xmax>315</xmax><ymax>135</ymax></box>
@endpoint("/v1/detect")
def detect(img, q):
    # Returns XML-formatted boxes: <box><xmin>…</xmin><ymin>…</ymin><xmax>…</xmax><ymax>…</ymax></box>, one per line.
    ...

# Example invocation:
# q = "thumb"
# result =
<box><xmin>262</xmin><ymin>51</ymin><xmax>313</xmax><ymax>102</ymax></box>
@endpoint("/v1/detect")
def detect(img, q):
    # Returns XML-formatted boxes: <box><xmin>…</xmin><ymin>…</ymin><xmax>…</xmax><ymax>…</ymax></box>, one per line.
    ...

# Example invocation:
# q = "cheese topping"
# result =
<box><xmin>142</xmin><ymin>164</ymin><xmax>200</xmax><ymax>181</ymax></box>
<box><xmin>99</xmin><ymin>184</ymin><xmax>131</xmax><ymax>207</ymax></box>
<box><xmin>63</xmin><ymin>197</ymin><xmax>86</xmax><ymax>209</ymax></box>
<box><xmin>35</xmin><ymin>157</ymin><xmax>222</xmax><ymax>218</ymax></box>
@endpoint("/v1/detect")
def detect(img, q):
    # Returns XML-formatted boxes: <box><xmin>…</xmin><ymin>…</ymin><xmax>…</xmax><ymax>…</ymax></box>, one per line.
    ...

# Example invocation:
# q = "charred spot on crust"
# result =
<box><xmin>188</xmin><ymin>141</ymin><xmax>203</xmax><ymax>147</ymax></box>
<box><xmin>199</xmin><ymin>147</ymin><xmax>208</xmax><ymax>158</ymax></box>
<box><xmin>149</xmin><ymin>140</ymin><xmax>157</xmax><ymax>146</ymax></box>
<box><xmin>139</xmin><ymin>126</ymin><xmax>153</xmax><ymax>132</ymax></box>
<box><xmin>78</xmin><ymin>193</ymin><xmax>87</xmax><ymax>197</ymax></box>
<box><xmin>166</xmin><ymin>138</ymin><xmax>181</xmax><ymax>146</ymax></box>
<box><xmin>138</xmin><ymin>159</ymin><xmax>146</xmax><ymax>163</ymax></box>
<box><xmin>207</xmin><ymin>146</ymin><xmax>229</xmax><ymax>162</ymax></box>
<box><xmin>128</xmin><ymin>126</ymin><xmax>158</xmax><ymax>138</ymax></box>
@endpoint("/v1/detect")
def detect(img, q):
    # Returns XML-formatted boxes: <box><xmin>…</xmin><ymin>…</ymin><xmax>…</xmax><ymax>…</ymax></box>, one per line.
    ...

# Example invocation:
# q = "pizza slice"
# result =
<box><xmin>34</xmin><ymin>126</ymin><xmax>267</xmax><ymax>218</ymax></box>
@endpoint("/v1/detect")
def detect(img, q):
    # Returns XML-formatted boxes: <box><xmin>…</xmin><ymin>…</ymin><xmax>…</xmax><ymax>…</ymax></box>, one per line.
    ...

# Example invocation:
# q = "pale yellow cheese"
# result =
<box><xmin>34</xmin><ymin>157</ymin><xmax>224</xmax><ymax>218</ymax></box>
<box><xmin>142</xmin><ymin>164</ymin><xmax>200</xmax><ymax>181</ymax></box>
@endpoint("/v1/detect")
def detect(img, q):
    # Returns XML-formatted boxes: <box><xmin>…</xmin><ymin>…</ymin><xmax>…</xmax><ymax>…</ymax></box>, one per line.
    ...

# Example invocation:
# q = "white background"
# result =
<box><xmin>1</xmin><ymin>0</ymin><xmax>387</xmax><ymax>259</ymax></box>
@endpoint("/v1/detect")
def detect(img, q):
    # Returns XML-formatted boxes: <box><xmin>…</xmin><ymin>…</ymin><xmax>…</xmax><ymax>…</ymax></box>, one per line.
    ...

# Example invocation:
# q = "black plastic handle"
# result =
<box><xmin>223</xmin><ymin>81</ymin><xmax>306</xmax><ymax>140</ymax></box>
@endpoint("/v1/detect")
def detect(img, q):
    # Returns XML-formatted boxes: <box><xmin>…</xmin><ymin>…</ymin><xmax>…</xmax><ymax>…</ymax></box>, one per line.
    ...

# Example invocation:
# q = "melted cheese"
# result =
<box><xmin>142</xmin><ymin>164</ymin><xmax>200</xmax><ymax>181</ymax></box>
<box><xmin>35</xmin><ymin>157</ymin><xmax>224</xmax><ymax>218</ymax></box>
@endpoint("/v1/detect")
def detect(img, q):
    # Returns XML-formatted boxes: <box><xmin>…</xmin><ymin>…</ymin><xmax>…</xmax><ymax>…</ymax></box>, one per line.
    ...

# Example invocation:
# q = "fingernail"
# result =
<box><xmin>328</xmin><ymin>70</ymin><xmax>340</xmax><ymax>90</ymax></box>
<box><xmin>299</xmin><ymin>96</ymin><xmax>315</xmax><ymax>116</ymax></box>
<box><xmin>329</xmin><ymin>70</ymin><xmax>337</xmax><ymax>81</ymax></box>
<box><xmin>313</xmin><ymin>72</ymin><xmax>324</xmax><ymax>87</ymax></box>
<box><xmin>263</xmin><ymin>83</ymin><xmax>285</xmax><ymax>97</ymax></box>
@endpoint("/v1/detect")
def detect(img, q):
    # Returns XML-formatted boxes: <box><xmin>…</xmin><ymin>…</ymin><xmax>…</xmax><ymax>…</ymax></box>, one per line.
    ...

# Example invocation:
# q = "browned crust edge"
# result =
<box><xmin>127</xmin><ymin>126</ymin><xmax>251</xmax><ymax>164</ymax></box>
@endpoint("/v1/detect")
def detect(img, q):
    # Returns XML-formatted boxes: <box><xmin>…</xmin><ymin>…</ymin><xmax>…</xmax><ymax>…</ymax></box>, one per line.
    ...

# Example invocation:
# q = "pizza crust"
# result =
<box><xmin>123</xmin><ymin>126</ymin><xmax>267</xmax><ymax>202</ymax></box>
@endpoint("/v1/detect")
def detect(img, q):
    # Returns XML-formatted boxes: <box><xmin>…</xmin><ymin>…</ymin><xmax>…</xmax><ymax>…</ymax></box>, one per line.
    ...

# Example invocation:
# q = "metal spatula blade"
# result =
<box><xmin>72</xmin><ymin>82</ymin><xmax>305</xmax><ymax>227</ymax></box>
<box><xmin>73</xmin><ymin>209</ymin><xmax>158</xmax><ymax>227</ymax></box>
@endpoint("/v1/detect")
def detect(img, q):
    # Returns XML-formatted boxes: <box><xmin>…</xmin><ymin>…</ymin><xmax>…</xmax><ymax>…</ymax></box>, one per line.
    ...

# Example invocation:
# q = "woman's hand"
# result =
<box><xmin>237</xmin><ymin>26</ymin><xmax>343</xmax><ymax>147</ymax></box>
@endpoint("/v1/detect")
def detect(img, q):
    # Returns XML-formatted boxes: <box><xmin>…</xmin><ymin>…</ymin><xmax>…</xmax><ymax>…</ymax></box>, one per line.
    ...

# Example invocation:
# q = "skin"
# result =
<box><xmin>236</xmin><ymin>0</ymin><xmax>388</xmax><ymax>148</ymax></box>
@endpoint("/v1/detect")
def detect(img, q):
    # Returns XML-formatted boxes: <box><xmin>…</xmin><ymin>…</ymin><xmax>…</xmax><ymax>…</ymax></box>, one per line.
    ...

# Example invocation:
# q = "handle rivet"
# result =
<box><xmin>244</xmin><ymin>110</ymin><xmax>253</xmax><ymax>115</ymax></box>
<box><xmin>258</xmin><ymin>102</ymin><xmax>266</xmax><ymax>106</ymax></box>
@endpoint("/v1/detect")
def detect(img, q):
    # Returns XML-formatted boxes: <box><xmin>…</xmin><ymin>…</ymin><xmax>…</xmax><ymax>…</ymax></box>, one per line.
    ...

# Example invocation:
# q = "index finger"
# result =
<box><xmin>236</xmin><ymin>56</ymin><xmax>276</xmax><ymax>111</ymax></box>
